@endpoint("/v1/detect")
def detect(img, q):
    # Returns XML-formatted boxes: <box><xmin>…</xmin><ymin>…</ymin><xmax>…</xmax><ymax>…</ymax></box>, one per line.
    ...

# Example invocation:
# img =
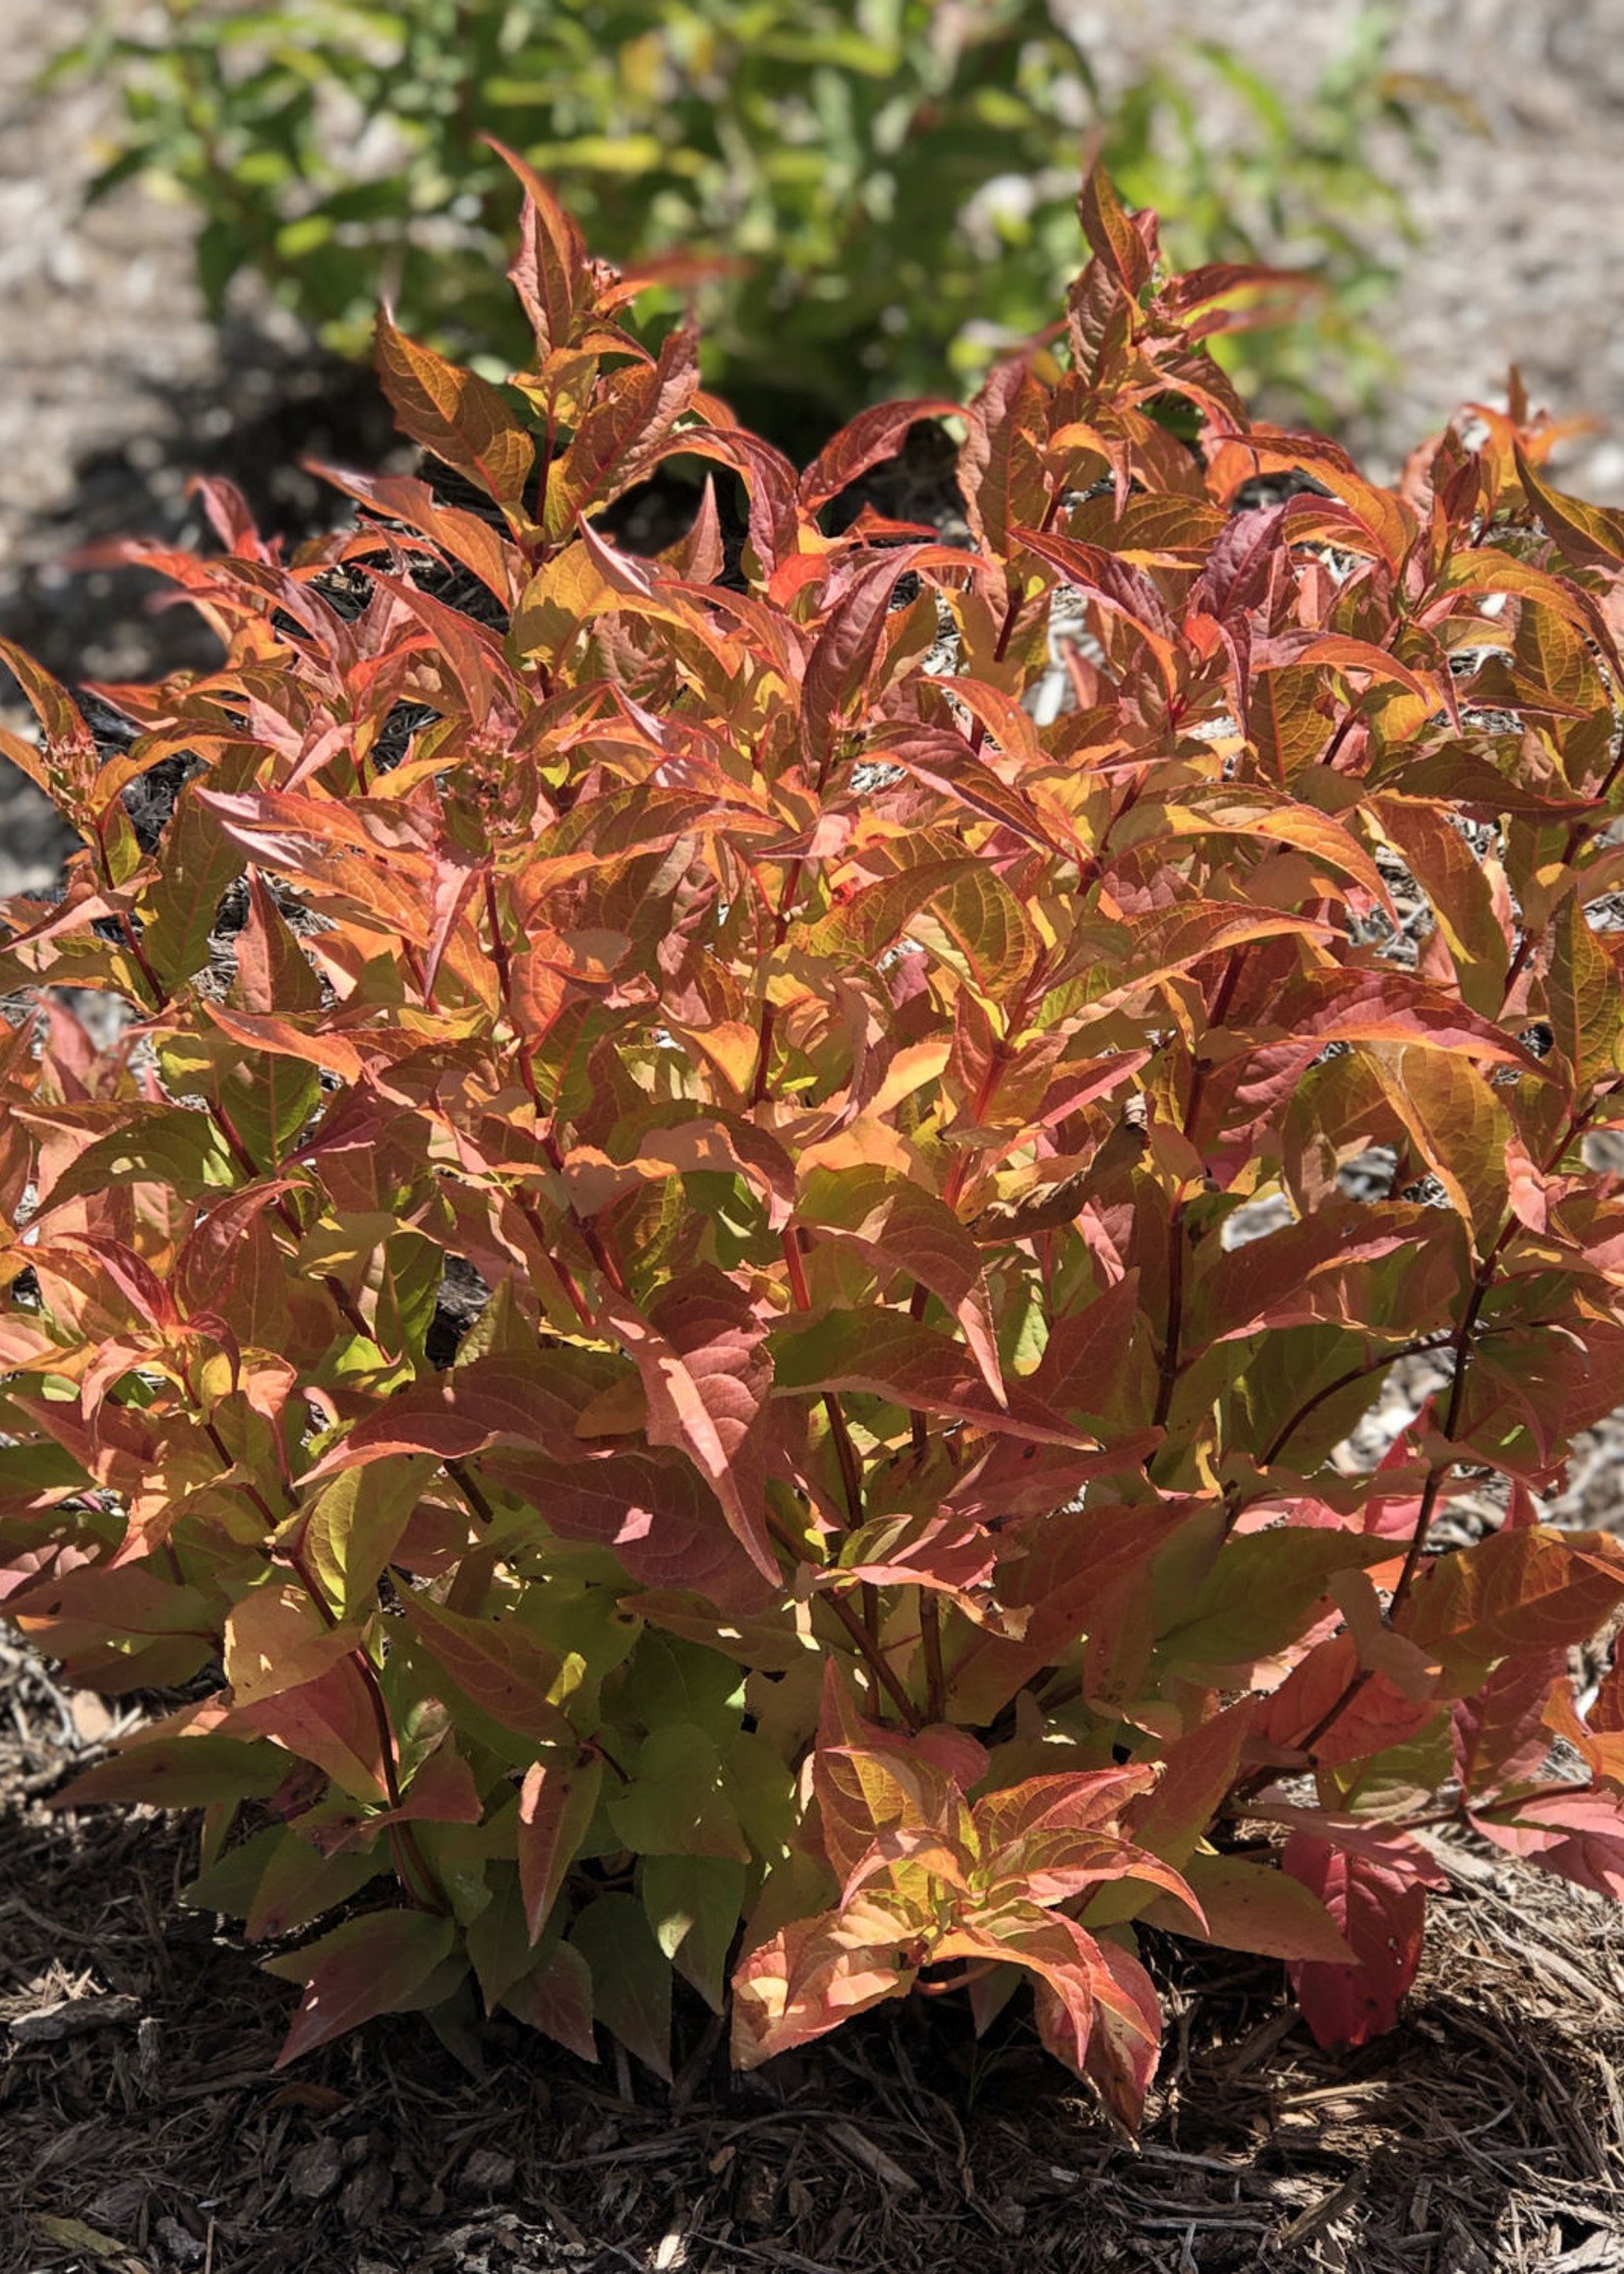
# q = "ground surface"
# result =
<box><xmin>8</xmin><ymin>4</ymin><xmax>1624</xmax><ymax>2268</ymax></box>
<box><xmin>6</xmin><ymin>1644</ymin><xmax>1624</xmax><ymax>2274</ymax></box>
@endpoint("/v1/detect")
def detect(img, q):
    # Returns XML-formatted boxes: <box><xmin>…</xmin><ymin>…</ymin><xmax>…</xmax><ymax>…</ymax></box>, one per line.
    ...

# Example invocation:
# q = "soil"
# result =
<box><xmin>9</xmin><ymin>5</ymin><xmax>1624</xmax><ymax>2268</ymax></box>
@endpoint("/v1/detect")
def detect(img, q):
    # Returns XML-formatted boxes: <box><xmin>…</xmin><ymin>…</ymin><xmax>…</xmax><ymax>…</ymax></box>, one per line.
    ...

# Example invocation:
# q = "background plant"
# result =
<box><xmin>4</xmin><ymin>158</ymin><xmax>1624</xmax><ymax>2117</ymax></box>
<box><xmin>49</xmin><ymin>0</ymin><xmax>1437</xmax><ymax>447</ymax></box>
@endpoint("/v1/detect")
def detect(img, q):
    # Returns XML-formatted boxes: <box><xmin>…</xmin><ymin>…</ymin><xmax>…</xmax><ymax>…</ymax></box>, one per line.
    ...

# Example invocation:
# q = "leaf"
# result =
<box><xmin>264</xmin><ymin>1909</ymin><xmax>459</xmax><ymax>2067</ymax></box>
<box><xmin>510</xmin><ymin>540</ymin><xmax>615</xmax><ymax>668</ymax></box>
<box><xmin>548</xmin><ymin>323</ymin><xmax>700</xmax><ymax>533</ymax></box>
<box><xmin>0</xmin><ymin>636</ymin><xmax>98</xmax><ymax>807</ymax></box>
<box><xmin>1367</xmin><ymin>794</ymin><xmax>1508</xmax><ymax>1015</ymax></box>
<box><xmin>1471</xmin><ymin>1786</ymin><xmax>1624</xmax><ymax>1899</ymax></box>
<box><xmin>1516</xmin><ymin>446</ymin><xmax>1624</xmax><ymax>572</ymax></box>
<box><xmin>33</xmin><ymin>1103</ymin><xmax>239</xmax><ymax>1208</ymax></box>
<box><xmin>1076</xmin><ymin>164</ymin><xmax>1153</xmax><ymax>295</ymax></box>
<box><xmin>302</xmin><ymin>1460</ymin><xmax>433</xmax><ymax>1618</ymax></box>
<box><xmin>834</xmin><ymin>1509</ymin><xmax>995</xmax><ymax>1594</ymax></box>
<box><xmin>800</xmin><ymin>856</ymin><xmax>1035</xmax><ymax>1000</ymax></box>
<box><xmin>769</xmin><ymin>1310</ymin><xmax>1092</xmax><ymax>1446</ymax></box>
<box><xmin>490</xmin><ymin>137</ymin><xmax>590</xmax><ymax>359</ymax></box>
<box><xmin>396</xmin><ymin>1592</ymin><xmax>575</xmax><ymax>1745</ymax></box>
<box><xmin>1149</xmin><ymin>1851</ymin><xmax>1356</xmax><ymax>1961</ymax></box>
<box><xmin>1078</xmin><ymin>1938</ymin><xmax>1163</xmax><ymax>2134</ymax></box>
<box><xmin>1364</xmin><ymin>1044</ymin><xmax>1511</xmax><ymax>1255</ymax></box>
<box><xmin>642</xmin><ymin>1853</ymin><xmax>747</xmax><ymax>2011</ymax></box>
<box><xmin>1281</xmin><ymin>1830</ymin><xmax>1439</xmax><ymax>2049</ymax></box>
<box><xmin>798</xmin><ymin>398</ymin><xmax>962</xmax><ymax>513</ymax></box>
<box><xmin>482</xmin><ymin>1446</ymin><xmax>772</xmax><ymax>1613</ymax></box>
<box><xmin>1124</xmin><ymin>1704</ymin><xmax>1253</xmax><ymax>1868</ymax></box>
<box><xmin>867</xmin><ymin>724</ymin><xmax>1073</xmax><ymax>856</ymax></box>
<box><xmin>1546</xmin><ymin>898</ymin><xmax>1624</xmax><ymax>1091</ymax></box>
<box><xmin>242</xmin><ymin>1833</ymin><xmax>389</xmax><ymax>1943</ymax></box>
<box><xmin>58</xmin><ymin>1734</ymin><xmax>292</xmax><ymax>1809</ymax></box>
<box><xmin>731</xmin><ymin>1908</ymin><xmax>912</xmax><ymax>2068</ymax></box>
<box><xmin>568</xmin><ymin>1893</ymin><xmax>672</xmax><ymax>2080</ymax></box>
<box><xmin>609</xmin><ymin>1722</ymin><xmax>750</xmax><ymax>1861</ymax></box>
<box><xmin>1157</xmin><ymin>1530</ymin><xmax>1394</xmax><ymax>1674</ymax></box>
<box><xmin>597</xmin><ymin>1268</ymin><xmax>778</xmax><ymax>1586</ymax></box>
<box><xmin>502</xmin><ymin>1937</ymin><xmax>598</xmax><ymax>2062</ymax></box>
<box><xmin>517</xmin><ymin>1750</ymin><xmax>604</xmax><ymax>1940</ymax></box>
<box><xmin>30</xmin><ymin>2216</ymin><xmax>147</xmax><ymax>2273</ymax></box>
<box><xmin>1452</xmin><ymin>1649</ymin><xmax>1568</xmax><ymax>1796</ymax></box>
<box><xmin>375</xmin><ymin>313</ymin><xmax>534</xmax><ymax>519</ymax></box>
<box><xmin>224</xmin><ymin>1583</ymin><xmax>364</xmax><ymax>1707</ymax></box>
<box><xmin>1400</xmin><ymin>1527</ymin><xmax>1624</xmax><ymax>1686</ymax></box>
<box><xmin>801</xmin><ymin>551</ymin><xmax>934</xmax><ymax>770</ymax></box>
<box><xmin>1010</xmin><ymin>525</ymin><xmax>1180</xmax><ymax>694</ymax></box>
<box><xmin>1081</xmin><ymin>901</ymin><xmax>1328</xmax><ymax>1010</ymax></box>
<box><xmin>139</xmin><ymin>758</ymin><xmax>254</xmax><ymax>988</ymax></box>
<box><xmin>313</xmin><ymin>464</ymin><xmax>519</xmax><ymax>606</ymax></box>
<box><xmin>234</xmin><ymin>1659</ymin><xmax>392</xmax><ymax>1803</ymax></box>
<box><xmin>797</xmin><ymin>1162</ymin><xmax>1002</xmax><ymax>1398</ymax></box>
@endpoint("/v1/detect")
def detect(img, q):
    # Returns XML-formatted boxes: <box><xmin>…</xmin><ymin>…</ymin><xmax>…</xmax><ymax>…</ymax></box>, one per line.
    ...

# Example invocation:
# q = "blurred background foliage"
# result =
<box><xmin>48</xmin><ymin>0</ymin><xmax>1444</xmax><ymax>457</ymax></box>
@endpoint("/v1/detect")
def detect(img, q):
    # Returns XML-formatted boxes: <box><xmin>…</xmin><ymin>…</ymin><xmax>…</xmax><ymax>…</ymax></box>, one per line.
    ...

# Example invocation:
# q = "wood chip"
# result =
<box><xmin>9</xmin><ymin>1992</ymin><xmax>142</xmax><ymax>2044</ymax></box>
<box><xmin>828</xmin><ymin>2119</ymin><xmax>920</xmax><ymax>2194</ymax></box>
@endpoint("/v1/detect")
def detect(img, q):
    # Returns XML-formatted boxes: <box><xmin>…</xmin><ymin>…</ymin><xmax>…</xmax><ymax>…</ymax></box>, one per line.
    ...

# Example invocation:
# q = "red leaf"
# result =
<box><xmin>265</xmin><ymin>1909</ymin><xmax>459</xmax><ymax>2067</ymax></box>
<box><xmin>1080</xmin><ymin>1938</ymin><xmax>1163</xmax><ymax>2133</ymax></box>
<box><xmin>1471</xmin><ymin>1786</ymin><xmax>1624</xmax><ymax>1899</ymax></box>
<box><xmin>1452</xmin><ymin>1651</ymin><xmax>1568</xmax><ymax>1796</ymax></box>
<box><xmin>797</xmin><ymin>400</ymin><xmax>962</xmax><ymax>513</ymax></box>
<box><xmin>797</xmin><ymin>1162</ymin><xmax>1003</xmax><ymax>1399</ymax></box>
<box><xmin>482</xmin><ymin>1447</ymin><xmax>774</xmax><ymax>1613</ymax></box>
<box><xmin>730</xmin><ymin>1908</ymin><xmax>911</xmax><ymax>2068</ymax></box>
<box><xmin>375</xmin><ymin>314</ymin><xmax>534</xmax><ymax>520</ymax></box>
<box><xmin>518</xmin><ymin>1752</ymin><xmax>605</xmax><ymax>1941</ymax></box>
<box><xmin>1282</xmin><ymin>1830</ymin><xmax>1442</xmax><ymax>2048</ymax></box>
<box><xmin>488</xmin><ymin>137</ymin><xmax>592</xmax><ymax>358</ymax></box>
<box><xmin>598</xmin><ymin>1268</ymin><xmax>778</xmax><ymax>1585</ymax></box>
<box><xmin>769</xmin><ymin>1309</ymin><xmax>1092</xmax><ymax>1446</ymax></box>
<box><xmin>1076</xmin><ymin>165</ymin><xmax>1153</xmax><ymax>295</ymax></box>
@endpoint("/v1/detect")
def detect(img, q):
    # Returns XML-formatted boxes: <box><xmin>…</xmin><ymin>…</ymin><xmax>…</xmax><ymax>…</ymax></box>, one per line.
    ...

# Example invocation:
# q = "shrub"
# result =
<box><xmin>49</xmin><ymin>1</ymin><xmax>1433</xmax><ymax>441</ymax></box>
<box><xmin>5</xmin><ymin>154</ymin><xmax>1624</xmax><ymax>2121</ymax></box>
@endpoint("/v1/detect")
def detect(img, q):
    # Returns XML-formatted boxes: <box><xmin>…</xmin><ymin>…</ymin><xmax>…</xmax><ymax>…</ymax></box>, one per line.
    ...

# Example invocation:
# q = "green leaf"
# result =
<box><xmin>61</xmin><ymin>1735</ymin><xmax>291</xmax><ymax>1809</ymax></box>
<box><xmin>502</xmin><ymin>1936</ymin><xmax>598</xmax><ymax>2063</ymax></box>
<box><xmin>1157</xmin><ymin>1530</ymin><xmax>1394</xmax><ymax>1673</ymax></box>
<box><xmin>302</xmin><ymin>1459</ymin><xmax>433</xmax><ymax>1617</ymax></box>
<box><xmin>138</xmin><ymin>748</ymin><xmax>256</xmax><ymax>988</ymax></box>
<box><xmin>466</xmin><ymin>1866</ymin><xmax>537</xmax><ymax>2010</ymax></box>
<box><xmin>35</xmin><ymin>1104</ymin><xmax>239</xmax><ymax>1207</ymax></box>
<box><xmin>608</xmin><ymin>1723</ymin><xmax>750</xmax><ymax>1861</ymax></box>
<box><xmin>1143</xmin><ymin>1851</ymin><xmax>1357</xmax><ymax>1962</ymax></box>
<box><xmin>641</xmin><ymin>1852</ymin><xmax>746</xmax><ymax>2011</ymax></box>
<box><xmin>569</xmin><ymin>1893</ymin><xmax>672</xmax><ymax>2080</ymax></box>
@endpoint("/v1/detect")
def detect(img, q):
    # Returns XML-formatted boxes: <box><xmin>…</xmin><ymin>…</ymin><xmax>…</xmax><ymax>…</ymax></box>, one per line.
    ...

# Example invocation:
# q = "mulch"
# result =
<box><xmin>4</xmin><ymin>1637</ymin><xmax>1624</xmax><ymax>2274</ymax></box>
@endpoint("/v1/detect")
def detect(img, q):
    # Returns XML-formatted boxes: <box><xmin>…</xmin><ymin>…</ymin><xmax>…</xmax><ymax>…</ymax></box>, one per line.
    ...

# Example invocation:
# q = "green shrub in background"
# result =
<box><xmin>52</xmin><ymin>1</ymin><xmax>1438</xmax><ymax>447</ymax></box>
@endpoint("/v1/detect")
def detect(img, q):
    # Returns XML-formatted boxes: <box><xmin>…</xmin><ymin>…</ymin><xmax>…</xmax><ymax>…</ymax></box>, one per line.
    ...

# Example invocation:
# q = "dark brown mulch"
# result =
<box><xmin>4</xmin><ymin>1638</ymin><xmax>1624</xmax><ymax>2274</ymax></box>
